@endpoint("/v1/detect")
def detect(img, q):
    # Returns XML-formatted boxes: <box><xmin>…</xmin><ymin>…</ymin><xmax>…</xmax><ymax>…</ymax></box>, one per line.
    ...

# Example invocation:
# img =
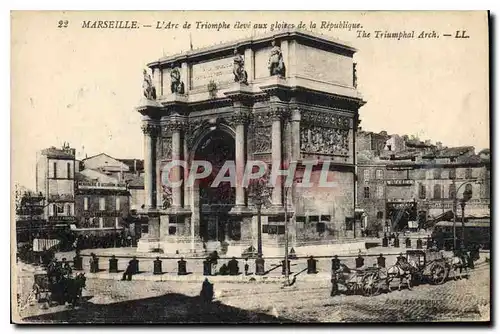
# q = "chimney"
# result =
<box><xmin>134</xmin><ymin>159</ymin><xmax>137</xmax><ymax>173</ymax></box>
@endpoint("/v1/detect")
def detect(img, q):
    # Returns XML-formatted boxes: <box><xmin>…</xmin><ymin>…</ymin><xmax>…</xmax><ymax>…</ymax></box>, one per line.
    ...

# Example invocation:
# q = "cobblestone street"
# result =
<box><xmin>15</xmin><ymin>262</ymin><xmax>490</xmax><ymax>323</ymax></box>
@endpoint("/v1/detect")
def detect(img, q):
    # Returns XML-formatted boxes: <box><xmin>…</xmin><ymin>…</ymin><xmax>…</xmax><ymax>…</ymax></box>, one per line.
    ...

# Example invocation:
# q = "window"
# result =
<box><xmin>56</xmin><ymin>204</ymin><xmax>64</xmax><ymax>214</ymax></box>
<box><xmin>465</xmin><ymin>168</ymin><xmax>473</xmax><ymax>179</ymax></box>
<box><xmin>115</xmin><ymin>197</ymin><xmax>120</xmax><ymax>211</ymax></box>
<box><xmin>67</xmin><ymin>162</ymin><xmax>71</xmax><ymax>179</ymax></box>
<box><xmin>316</xmin><ymin>222</ymin><xmax>326</xmax><ymax>234</ymax></box>
<box><xmin>364</xmin><ymin>186</ymin><xmax>370</xmax><ymax>199</ymax></box>
<box><xmin>449</xmin><ymin>168</ymin><xmax>456</xmax><ymax>180</ymax></box>
<box><xmin>309</xmin><ymin>215</ymin><xmax>319</xmax><ymax>223</ymax></box>
<box><xmin>83</xmin><ymin>197</ymin><xmax>89</xmax><ymax>211</ymax></box>
<box><xmin>115</xmin><ymin>217</ymin><xmax>119</xmax><ymax>228</ymax></box>
<box><xmin>99</xmin><ymin>197</ymin><xmax>106</xmax><ymax>210</ymax></box>
<box><xmin>377</xmin><ymin>211</ymin><xmax>384</xmax><ymax>219</ymax></box>
<box><xmin>345</xmin><ymin>218</ymin><xmax>354</xmax><ymax>230</ymax></box>
<box><xmin>433</xmin><ymin>184</ymin><xmax>442</xmax><ymax>199</ymax></box>
<box><xmin>168</xmin><ymin>226</ymin><xmax>177</xmax><ymax>235</ymax></box>
<box><xmin>376</xmin><ymin>185</ymin><xmax>384</xmax><ymax>199</ymax></box>
<box><xmin>418</xmin><ymin>183</ymin><xmax>426</xmax><ymax>199</ymax></box>
<box><xmin>364</xmin><ymin>170</ymin><xmax>370</xmax><ymax>181</ymax></box>
<box><xmin>376</xmin><ymin>169</ymin><xmax>383</xmax><ymax>180</ymax></box>
<box><xmin>98</xmin><ymin>217</ymin><xmax>104</xmax><ymax>228</ymax></box>
<box><xmin>296</xmin><ymin>216</ymin><xmax>306</xmax><ymax>229</ymax></box>
<box><xmin>448</xmin><ymin>183</ymin><xmax>456</xmax><ymax>199</ymax></box>
<box><xmin>387</xmin><ymin>145</ymin><xmax>392</xmax><ymax>151</ymax></box>
<box><xmin>66</xmin><ymin>204</ymin><xmax>72</xmax><ymax>215</ymax></box>
<box><xmin>433</xmin><ymin>169</ymin><xmax>441</xmax><ymax>179</ymax></box>
<box><xmin>53</xmin><ymin>162</ymin><xmax>57</xmax><ymax>178</ymax></box>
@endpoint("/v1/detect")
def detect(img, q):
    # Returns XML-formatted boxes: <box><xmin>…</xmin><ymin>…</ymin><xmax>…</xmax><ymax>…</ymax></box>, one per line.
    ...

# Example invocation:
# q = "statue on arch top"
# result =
<box><xmin>233</xmin><ymin>48</ymin><xmax>248</xmax><ymax>85</ymax></box>
<box><xmin>170</xmin><ymin>63</ymin><xmax>185</xmax><ymax>94</ymax></box>
<box><xmin>268</xmin><ymin>39</ymin><xmax>286</xmax><ymax>77</ymax></box>
<box><xmin>142</xmin><ymin>69</ymin><xmax>157</xmax><ymax>100</ymax></box>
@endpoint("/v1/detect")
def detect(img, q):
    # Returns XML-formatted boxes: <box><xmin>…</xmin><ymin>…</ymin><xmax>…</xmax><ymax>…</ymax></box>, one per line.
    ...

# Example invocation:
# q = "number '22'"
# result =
<box><xmin>58</xmin><ymin>20</ymin><xmax>69</xmax><ymax>28</ymax></box>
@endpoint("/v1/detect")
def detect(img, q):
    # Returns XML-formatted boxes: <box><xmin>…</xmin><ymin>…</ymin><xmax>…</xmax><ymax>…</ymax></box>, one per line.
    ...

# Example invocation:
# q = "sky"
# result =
<box><xmin>11</xmin><ymin>11</ymin><xmax>489</xmax><ymax>189</ymax></box>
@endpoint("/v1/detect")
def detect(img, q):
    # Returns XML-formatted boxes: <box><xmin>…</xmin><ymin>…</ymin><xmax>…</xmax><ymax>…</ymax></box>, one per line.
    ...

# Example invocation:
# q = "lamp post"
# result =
<box><xmin>256</xmin><ymin>197</ymin><xmax>263</xmax><ymax>257</ymax></box>
<box><xmin>460</xmin><ymin>200</ymin><xmax>466</xmax><ymax>245</ymax></box>
<box><xmin>452</xmin><ymin>181</ymin><xmax>474</xmax><ymax>250</ymax></box>
<box><xmin>283</xmin><ymin>176</ymin><xmax>299</xmax><ymax>287</ymax></box>
<box><xmin>248</xmin><ymin>178</ymin><xmax>270</xmax><ymax>258</ymax></box>
<box><xmin>284</xmin><ymin>186</ymin><xmax>290</xmax><ymax>286</ymax></box>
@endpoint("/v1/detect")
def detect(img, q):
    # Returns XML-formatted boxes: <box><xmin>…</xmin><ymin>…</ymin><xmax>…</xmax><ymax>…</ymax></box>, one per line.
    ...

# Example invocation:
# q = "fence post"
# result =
<box><xmin>109</xmin><ymin>255</ymin><xmax>118</xmax><ymax>273</ymax></box>
<box><xmin>153</xmin><ymin>257</ymin><xmax>162</xmax><ymax>275</ymax></box>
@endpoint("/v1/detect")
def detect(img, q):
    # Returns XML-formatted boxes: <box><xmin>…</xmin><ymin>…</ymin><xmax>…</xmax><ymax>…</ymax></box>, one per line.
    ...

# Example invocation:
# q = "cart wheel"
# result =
<box><xmin>430</xmin><ymin>262</ymin><xmax>448</xmax><ymax>285</ymax></box>
<box><xmin>362</xmin><ymin>273</ymin><xmax>381</xmax><ymax>297</ymax></box>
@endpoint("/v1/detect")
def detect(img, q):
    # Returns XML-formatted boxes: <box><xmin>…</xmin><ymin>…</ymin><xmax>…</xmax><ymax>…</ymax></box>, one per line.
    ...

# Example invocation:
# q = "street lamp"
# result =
<box><xmin>452</xmin><ymin>181</ymin><xmax>475</xmax><ymax>250</ymax></box>
<box><xmin>283</xmin><ymin>175</ymin><xmax>299</xmax><ymax>287</ymax></box>
<box><xmin>248</xmin><ymin>178</ymin><xmax>271</xmax><ymax>259</ymax></box>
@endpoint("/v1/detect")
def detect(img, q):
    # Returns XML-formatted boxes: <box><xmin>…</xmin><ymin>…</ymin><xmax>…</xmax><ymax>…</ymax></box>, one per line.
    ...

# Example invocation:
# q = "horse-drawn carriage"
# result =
<box><xmin>406</xmin><ymin>249</ymin><xmax>451</xmax><ymax>285</ymax></box>
<box><xmin>32</xmin><ymin>271</ymin><xmax>86</xmax><ymax>306</ymax></box>
<box><xmin>333</xmin><ymin>264</ymin><xmax>383</xmax><ymax>297</ymax></box>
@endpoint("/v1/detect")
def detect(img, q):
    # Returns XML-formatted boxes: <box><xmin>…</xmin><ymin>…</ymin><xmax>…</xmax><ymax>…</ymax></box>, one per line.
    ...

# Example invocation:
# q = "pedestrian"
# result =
<box><xmin>61</xmin><ymin>257</ymin><xmax>72</xmax><ymax>278</ymax></box>
<box><xmin>121</xmin><ymin>260</ymin><xmax>134</xmax><ymax>281</ymax></box>
<box><xmin>244</xmin><ymin>259</ymin><xmax>249</xmax><ymax>276</ymax></box>
<box><xmin>330</xmin><ymin>270</ymin><xmax>339</xmax><ymax>297</ymax></box>
<box><xmin>210</xmin><ymin>251</ymin><xmax>219</xmax><ymax>274</ymax></box>
<box><xmin>200</xmin><ymin>278</ymin><xmax>214</xmax><ymax>303</ymax></box>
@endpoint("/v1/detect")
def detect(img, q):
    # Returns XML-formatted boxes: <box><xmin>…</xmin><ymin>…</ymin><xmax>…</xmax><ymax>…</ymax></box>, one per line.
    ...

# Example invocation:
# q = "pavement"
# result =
<box><xmin>14</xmin><ymin>260</ymin><xmax>491</xmax><ymax>323</ymax></box>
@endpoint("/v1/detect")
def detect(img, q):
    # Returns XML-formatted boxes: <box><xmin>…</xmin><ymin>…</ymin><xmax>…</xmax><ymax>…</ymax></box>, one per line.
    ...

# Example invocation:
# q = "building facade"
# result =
<box><xmin>35</xmin><ymin>144</ymin><xmax>76</xmax><ymax>226</ymax></box>
<box><xmin>357</xmin><ymin>132</ymin><xmax>490</xmax><ymax>233</ymax></box>
<box><xmin>136</xmin><ymin>30</ymin><xmax>366</xmax><ymax>255</ymax></box>
<box><xmin>74</xmin><ymin>168</ymin><xmax>131</xmax><ymax>233</ymax></box>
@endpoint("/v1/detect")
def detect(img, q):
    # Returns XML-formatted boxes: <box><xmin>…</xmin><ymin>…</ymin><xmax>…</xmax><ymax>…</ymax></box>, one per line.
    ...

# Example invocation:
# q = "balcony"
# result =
<box><xmin>48</xmin><ymin>194</ymin><xmax>74</xmax><ymax>202</ymax></box>
<box><xmin>48</xmin><ymin>215</ymin><xmax>76</xmax><ymax>222</ymax></box>
<box><xmin>77</xmin><ymin>181</ymin><xmax>127</xmax><ymax>191</ymax></box>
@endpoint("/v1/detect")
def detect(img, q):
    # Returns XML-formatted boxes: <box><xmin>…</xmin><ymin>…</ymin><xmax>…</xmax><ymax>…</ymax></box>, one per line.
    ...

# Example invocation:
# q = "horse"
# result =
<box><xmin>63</xmin><ymin>273</ymin><xmax>87</xmax><ymax>306</ymax></box>
<box><xmin>449</xmin><ymin>251</ymin><xmax>471</xmax><ymax>280</ymax></box>
<box><xmin>381</xmin><ymin>257</ymin><xmax>418</xmax><ymax>291</ymax></box>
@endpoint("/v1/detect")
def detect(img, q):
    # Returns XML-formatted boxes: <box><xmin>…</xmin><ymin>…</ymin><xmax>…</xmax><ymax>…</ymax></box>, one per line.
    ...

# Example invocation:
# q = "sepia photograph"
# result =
<box><xmin>10</xmin><ymin>10</ymin><xmax>490</xmax><ymax>324</ymax></box>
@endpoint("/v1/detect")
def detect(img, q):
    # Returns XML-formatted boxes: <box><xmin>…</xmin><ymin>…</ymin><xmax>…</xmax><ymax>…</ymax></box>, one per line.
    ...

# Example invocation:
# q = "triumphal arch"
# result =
<box><xmin>136</xmin><ymin>30</ymin><xmax>366</xmax><ymax>256</ymax></box>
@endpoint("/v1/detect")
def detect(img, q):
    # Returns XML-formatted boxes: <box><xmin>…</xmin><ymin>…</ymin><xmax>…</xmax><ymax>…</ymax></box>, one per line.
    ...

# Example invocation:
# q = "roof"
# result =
<box><xmin>118</xmin><ymin>159</ymin><xmax>144</xmax><ymax>172</ymax></box>
<box><xmin>422</xmin><ymin>146</ymin><xmax>474</xmax><ymax>159</ymax></box>
<box><xmin>123</xmin><ymin>173</ymin><xmax>144</xmax><ymax>188</ymax></box>
<box><xmin>457</xmin><ymin>154</ymin><xmax>483</xmax><ymax>164</ymax></box>
<box><xmin>381</xmin><ymin>149</ymin><xmax>420</xmax><ymax>160</ymax></box>
<box><xmin>76</xmin><ymin>169</ymin><xmax>121</xmax><ymax>184</ymax></box>
<box><xmin>40</xmin><ymin>147</ymin><xmax>75</xmax><ymax>159</ymax></box>
<box><xmin>435</xmin><ymin>220</ymin><xmax>490</xmax><ymax>228</ymax></box>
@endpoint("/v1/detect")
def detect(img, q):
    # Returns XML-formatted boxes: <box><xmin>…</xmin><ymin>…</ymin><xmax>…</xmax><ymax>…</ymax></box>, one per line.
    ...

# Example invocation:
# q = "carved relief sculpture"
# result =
<box><xmin>268</xmin><ymin>39</ymin><xmax>286</xmax><ymax>77</ymax></box>
<box><xmin>162</xmin><ymin>185</ymin><xmax>172</xmax><ymax>209</ymax></box>
<box><xmin>353</xmin><ymin>62</ymin><xmax>358</xmax><ymax>88</ymax></box>
<box><xmin>253</xmin><ymin>126</ymin><xmax>272</xmax><ymax>153</ymax></box>
<box><xmin>300</xmin><ymin>126</ymin><xmax>349</xmax><ymax>155</ymax></box>
<box><xmin>142</xmin><ymin>69</ymin><xmax>157</xmax><ymax>100</ymax></box>
<box><xmin>161</xmin><ymin>137</ymin><xmax>172</xmax><ymax>159</ymax></box>
<box><xmin>252</xmin><ymin>111</ymin><xmax>272</xmax><ymax>153</ymax></box>
<box><xmin>170</xmin><ymin>64</ymin><xmax>185</xmax><ymax>94</ymax></box>
<box><xmin>233</xmin><ymin>48</ymin><xmax>248</xmax><ymax>85</ymax></box>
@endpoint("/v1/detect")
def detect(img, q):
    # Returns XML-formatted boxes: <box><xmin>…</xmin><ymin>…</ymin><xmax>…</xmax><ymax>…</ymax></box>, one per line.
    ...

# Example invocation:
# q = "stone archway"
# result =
<box><xmin>191</xmin><ymin>127</ymin><xmax>238</xmax><ymax>242</ymax></box>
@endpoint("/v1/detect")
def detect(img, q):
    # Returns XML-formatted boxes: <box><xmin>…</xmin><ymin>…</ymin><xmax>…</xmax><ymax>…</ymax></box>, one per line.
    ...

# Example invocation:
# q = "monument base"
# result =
<box><xmin>137</xmin><ymin>237</ymin><xmax>368</xmax><ymax>257</ymax></box>
<box><xmin>137</xmin><ymin>238</ymin><xmax>205</xmax><ymax>255</ymax></box>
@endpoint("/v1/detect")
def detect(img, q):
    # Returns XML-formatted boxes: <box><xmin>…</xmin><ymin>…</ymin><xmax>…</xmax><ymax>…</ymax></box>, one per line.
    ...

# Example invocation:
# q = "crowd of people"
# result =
<box><xmin>72</xmin><ymin>233</ymin><xmax>137</xmax><ymax>250</ymax></box>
